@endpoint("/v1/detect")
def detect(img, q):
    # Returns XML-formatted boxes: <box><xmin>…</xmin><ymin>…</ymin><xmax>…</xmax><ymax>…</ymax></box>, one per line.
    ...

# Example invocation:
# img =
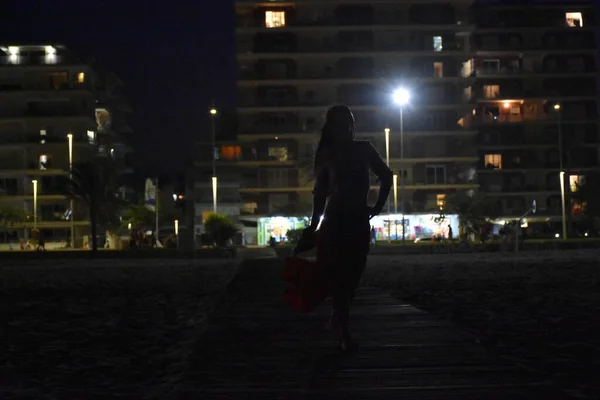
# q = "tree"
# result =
<box><xmin>0</xmin><ymin>206</ymin><xmax>30</xmax><ymax>241</ymax></box>
<box><xmin>204</xmin><ymin>214</ymin><xmax>238</xmax><ymax>247</ymax></box>
<box><xmin>63</xmin><ymin>158</ymin><xmax>124</xmax><ymax>253</ymax></box>
<box><xmin>121</xmin><ymin>204</ymin><xmax>155</xmax><ymax>228</ymax></box>
<box><xmin>440</xmin><ymin>191</ymin><xmax>500</xmax><ymax>239</ymax></box>
<box><xmin>573</xmin><ymin>172</ymin><xmax>600</xmax><ymax>232</ymax></box>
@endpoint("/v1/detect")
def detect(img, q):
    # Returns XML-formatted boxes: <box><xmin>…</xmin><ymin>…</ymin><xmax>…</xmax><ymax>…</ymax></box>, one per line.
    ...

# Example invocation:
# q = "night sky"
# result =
<box><xmin>1</xmin><ymin>0</ymin><xmax>235</xmax><ymax>174</ymax></box>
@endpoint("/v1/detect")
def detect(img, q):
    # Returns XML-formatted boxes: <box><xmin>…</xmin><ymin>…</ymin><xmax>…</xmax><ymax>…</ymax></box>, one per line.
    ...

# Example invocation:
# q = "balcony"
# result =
<box><xmin>239</xmin><ymin>94</ymin><xmax>468</xmax><ymax>110</ymax></box>
<box><xmin>239</xmin><ymin>37</ymin><xmax>467</xmax><ymax>57</ymax></box>
<box><xmin>483</xmin><ymin>183</ymin><xmax>559</xmax><ymax>194</ymax></box>
<box><xmin>237</xmin><ymin>4</ymin><xmax>468</xmax><ymax>29</ymax></box>
<box><xmin>0</xmin><ymin>134</ymin><xmax>94</xmax><ymax>147</ymax></box>
<box><xmin>0</xmin><ymin>55</ymin><xmax>71</xmax><ymax>66</ymax></box>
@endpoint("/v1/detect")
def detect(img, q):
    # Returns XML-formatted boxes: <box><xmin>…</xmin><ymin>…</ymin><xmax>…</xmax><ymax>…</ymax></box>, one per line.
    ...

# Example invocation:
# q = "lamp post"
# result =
<box><xmin>554</xmin><ymin>104</ymin><xmax>568</xmax><ymax>240</ymax></box>
<box><xmin>393</xmin><ymin>88</ymin><xmax>410</xmax><ymax>244</ymax></box>
<box><xmin>32</xmin><ymin>179</ymin><xmax>38</xmax><ymax>229</ymax></box>
<box><xmin>210</xmin><ymin>106</ymin><xmax>218</xmax><ymax>214</ymax></box>
<box><xmin>384</xmin><ymin>128</ymin><xmax>391</xmax><ymax>242</ymax></box>
<box><xmin>393</xmin><ymin>173</ymin><xmax>398</xmax><ymax>240</ymax></box>
<box><xmin>67</xmin><ymin>133</ymin><xmax>74</xmax><ymax>248</ymax></box>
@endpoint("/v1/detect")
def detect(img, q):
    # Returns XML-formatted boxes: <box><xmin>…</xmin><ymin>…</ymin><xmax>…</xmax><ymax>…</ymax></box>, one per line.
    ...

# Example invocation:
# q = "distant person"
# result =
<box><xmin>296</xmin><ymin>105</ymin><xmax>392</xmax><ymax>352</ymax></box>
<box><xmin>447</xmin><ymin>224</ymin><xmax>453</xmax><ymax>242</ymax></box>
<box><xmin>129</xmin><ymin>230</ymin><xmax>137</xmax><ymax>249</ymax></box>
<box><xmin>36</xmin><ymin>230</ymin><xmax>46</xmax><ymax>251</ymax></box>
<box><xmin>269</xmin><ymin>236</ymin><xmax>276</xmax><ymax>248</ymax></box>
<box><xmin>150</xmin><ymin>229</ymin><xmax>158</xmax><ymax>248</ymax></box>
<box><xmin>371</xmin><ymin>226</ymin><xmax>376</xmax><ymax>245</ymax></box>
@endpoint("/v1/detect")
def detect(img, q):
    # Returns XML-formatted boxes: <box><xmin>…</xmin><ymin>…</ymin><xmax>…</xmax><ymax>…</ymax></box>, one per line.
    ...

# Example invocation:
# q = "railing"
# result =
<box><xmin>248</xmin><ymin>41</ymin><xmax>466</xmax><ymax>54</ymax></box>
<box><xmin>478</xmin><ymin>113</ymin><xmax>553</xmax><ymax>124</ymax></box>
<box><xmin>238</xmin><ymin>68</ymin><xmax>470</xmax><ymax>81</ymax></box>
<box><xmin>0</xmin><ymin>134</ymin><xmax>93</xmax><ymax>145</ymax></box>
<box><xmin>485</xmin><ymin>184</ymin><xmax>560</xmax><ymax>193</ymax></box>
<box><xmin>0</xmin><ymin>55</ymin><xmax>73</xmax><ymax>66</ymax></box>
<box><xmin>237</xmin><ymin>15</ymin><xmax>469</xmax><ymax>29</ymax></box>
<box><xmin>240</xmin><ymin>123</ymin><xmax>474</xmax><ymax>135</ymax></box>
<box><xmin>238</xmin><ymin>96</ymin><xmax>469</xmax><ymax>108</ymax></box>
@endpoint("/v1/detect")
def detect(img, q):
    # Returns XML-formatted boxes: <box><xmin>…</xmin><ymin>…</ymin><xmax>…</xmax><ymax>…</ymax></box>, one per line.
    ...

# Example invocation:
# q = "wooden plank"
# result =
<box><xmin>177</xmin><ymin>258</ymin><xmax>564</xmax><ymax>399</ymax></box>
<box><xmin>178</xmin><ymin>383</ymin><xmax>560</xmax><ymax>400</ymax></box>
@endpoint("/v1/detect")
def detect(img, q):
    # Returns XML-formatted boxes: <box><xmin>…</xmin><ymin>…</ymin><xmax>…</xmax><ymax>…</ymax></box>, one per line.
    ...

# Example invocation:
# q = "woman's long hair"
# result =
<box><xmin>314</xmin><ymin>105</ymin><xmax>355</xmax><ymax>175</ymax></box>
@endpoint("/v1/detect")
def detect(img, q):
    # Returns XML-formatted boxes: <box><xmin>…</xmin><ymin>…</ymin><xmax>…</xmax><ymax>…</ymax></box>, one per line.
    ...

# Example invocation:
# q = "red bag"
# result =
<box><xmin>283</xmin><ymin>257</ymin><xmax>329</xmax><ymax>313</ymax></box>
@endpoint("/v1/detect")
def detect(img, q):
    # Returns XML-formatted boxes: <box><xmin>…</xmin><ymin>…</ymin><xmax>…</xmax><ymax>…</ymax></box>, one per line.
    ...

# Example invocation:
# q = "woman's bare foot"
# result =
<box><xmin>340</xmin><ymin>339</ymin><xmax>358</xmax><ymax>353</ymax></box>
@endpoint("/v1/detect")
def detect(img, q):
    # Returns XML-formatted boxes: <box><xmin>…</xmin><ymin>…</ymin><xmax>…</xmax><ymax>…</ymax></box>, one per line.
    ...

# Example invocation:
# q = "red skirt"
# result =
<box><xmin>283</xmin><ymin>216</ymin><xmax>371</xmax><ymax>313</ymax></box>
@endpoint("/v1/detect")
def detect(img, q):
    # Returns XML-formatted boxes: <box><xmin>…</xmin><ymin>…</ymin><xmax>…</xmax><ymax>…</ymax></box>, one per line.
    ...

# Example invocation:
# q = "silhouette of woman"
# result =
<box><xmin>299</xmin><ymin>105</ymin><xmax>393</xmax><ymax>351</ymax></box>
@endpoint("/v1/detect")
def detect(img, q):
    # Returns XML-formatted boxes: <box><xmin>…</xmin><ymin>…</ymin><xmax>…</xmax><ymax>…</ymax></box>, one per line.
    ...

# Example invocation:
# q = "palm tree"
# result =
<box><xmin>63</xmin><ymin>158</ymin><xmax>123</xmax><ymax>253</ymax></box>
<box><xmin>0</xmin><ymin>206</ymin><xmax>30</xmax><ymax>243</ymax></box>
<box><xmin>442</xmin><ymin>191</ymin><xmax>500</xmax><ymax>240</ymax></box>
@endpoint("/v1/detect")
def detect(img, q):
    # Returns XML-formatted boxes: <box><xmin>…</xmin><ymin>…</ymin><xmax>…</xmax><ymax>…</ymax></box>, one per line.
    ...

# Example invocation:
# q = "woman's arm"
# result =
<box><xmin>308</xmin><ymin>167</ymin><xmax>329</xmax><ymax>230</ymax></box>
<box><xmin>367</xmin><ymin>142</ymin><xmax>393</xmax><ymax>215</ymax></box>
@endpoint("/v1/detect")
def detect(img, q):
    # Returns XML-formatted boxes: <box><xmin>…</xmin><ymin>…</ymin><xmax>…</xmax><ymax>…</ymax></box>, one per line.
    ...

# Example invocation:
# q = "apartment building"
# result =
<box><xmin>235</xmin><ymin>0</ymin><xmax>478</xmax><ymax>232</ymax></box>
<box><xmin>0</xmin><ymin>44</ymin><xmax>132</xmax><ymax>246</ymax></box>
<box><xmin>469</xmin><ymin>2</ymin><xmax>598</xmax><ymax>231</ymax></box>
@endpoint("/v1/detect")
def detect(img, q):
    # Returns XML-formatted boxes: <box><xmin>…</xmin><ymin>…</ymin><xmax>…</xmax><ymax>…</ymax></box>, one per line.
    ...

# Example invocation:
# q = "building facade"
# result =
<box><xmin>0</xmin><ymin>44</ymin><xmax>132</xmax><ymax>246</ymax></box>
<box><xmin>470</xmin><ymin>2</ymin><xmax>598</xmax><ymax>234</ymax></box>
<box><xmin>221</xmin><ymin>0</ymin><xmax>598</xmax><ymax>243</ymax></box>
<box><xmin>234</xmin><ymin>0</ymin><xmax>478</xmax><ymax>237</ymax></box>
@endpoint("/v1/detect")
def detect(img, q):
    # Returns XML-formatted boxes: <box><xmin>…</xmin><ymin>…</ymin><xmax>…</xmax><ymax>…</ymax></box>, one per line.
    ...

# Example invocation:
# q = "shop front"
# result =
<box><xmin>369</xmin><ymin>214</ymin><xmax>459</xmax><ymax>242</ymax></box>
<box><xmin>251</xmin><ymin>214</ymin><xmax>459</xmax><ymax>246</ymax></box>
<box><xmin>256</xmin><ymin>216</ymin><xmax>308</xmax><ymax>246</ymax></box>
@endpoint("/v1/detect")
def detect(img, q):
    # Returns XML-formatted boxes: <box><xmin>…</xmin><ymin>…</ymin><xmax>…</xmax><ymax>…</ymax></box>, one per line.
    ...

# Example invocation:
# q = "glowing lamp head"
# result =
<box><xmin>210</xmin><ymin>108</ymin><xmax>217</xmax><ymax>115</ymax></box>
<box><xmin>392</xmin><ymin>88</ymin><xmax>410</xmax><ymax>106</ymax></box>
<box><xmin>554</xmin><ymin>104</ymin><xmax>561</xmax><ymax>110</ymax></box>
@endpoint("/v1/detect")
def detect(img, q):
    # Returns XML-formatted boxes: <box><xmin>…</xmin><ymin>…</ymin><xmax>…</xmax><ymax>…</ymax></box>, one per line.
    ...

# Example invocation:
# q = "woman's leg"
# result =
<box><xmin>330</xmin><ymin>270</ymin><xmax>352</xmax><ymax>344</ymax></box>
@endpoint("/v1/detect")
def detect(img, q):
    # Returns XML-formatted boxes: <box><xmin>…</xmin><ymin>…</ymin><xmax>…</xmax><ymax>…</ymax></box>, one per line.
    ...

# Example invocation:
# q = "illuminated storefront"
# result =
<box><xmin>257</xmin><ymin>216</ymin><xmax>308</xmax><ymax>246</ymax></box>
<box><xmin>254</xmin><ymin>214</ymin><xmax>459</xmax><ymax>245</ymax></box>
<box><xmin>369</xmin><ymin>214</ymin><xmax>459</xmax><ymax>242</ymax></box>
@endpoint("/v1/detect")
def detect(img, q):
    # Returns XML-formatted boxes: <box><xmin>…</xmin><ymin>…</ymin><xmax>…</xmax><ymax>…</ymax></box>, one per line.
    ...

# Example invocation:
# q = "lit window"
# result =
<box><xmin>87</xmin><ymin>130</ymin><xmax>96</xmax><ymax>144</ymax></box>
<box><xmin>483</xmin><ymin>85</ymin><xmax>500</xmax><ymax>99</ymax></box>
<box><xmin>268</xmin><ymin>146</ymin><xmax>288</xmax><ymax>162</ymax></box>
<box><xmin>7</xmin><ymin>46</ymin><xmax>19</xmax><ymax>64</ymax></box>
<box><xmin>484</xmin><ymin>154</ymin><xmax>502</xmax><ymax>169</ymax></box>
<box><xmin>570</xmin><ymin>175</ymin><xmax>585</xmax><ymax>192</ymax></box>
<box><xmin>40</xmin><ymin>129</ymin><xmax>46</xmax><ymax>144</ymax></box>
<box><xmin>433</xmin><ymin>36</ymin><xmax>443</xmax><ymax>52</ymax></box>
<box><xmin>565</xmin><ymin>12</ymin><xmax>583</xmax><ymax>27</ymax></box>
<box><xmin>433</xmin><ymin>62</ymin><xmax>444</xmax><ymax>78</ymax></box>
<box><xmin>265</xmin><ymin>11</ymin><xmax>286</xmax><ymax>28</ymax></box>
<box><xmin>510</xmin><ymin>105</ymin><xmax>520</xmax><ymax>115</ymax></box>
<box><xmin>437</xmin><ymin>194</ymin><xmax>446</xmax><ymax>209</ymax></box>
<box><xmin>39</xmin><ymin>154</ymin><xmax>49</xmax><ymax>170</ymax></box>
<box><xmin>77</xmin><ymin>72</ymin><xmax>85</xmax><ymax>84</ymax></box>
<box><xmin>220</xmin><ymin>145</ymin><xmax>242</xmax><ymax>160</ymax></box>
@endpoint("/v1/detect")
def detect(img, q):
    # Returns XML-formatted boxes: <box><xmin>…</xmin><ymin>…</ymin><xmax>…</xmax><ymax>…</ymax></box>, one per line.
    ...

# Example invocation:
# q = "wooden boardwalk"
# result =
<box><xmin>175</xmin><ymin>258</ymin><xmax>569</xmax><ymax>399</ymax></box>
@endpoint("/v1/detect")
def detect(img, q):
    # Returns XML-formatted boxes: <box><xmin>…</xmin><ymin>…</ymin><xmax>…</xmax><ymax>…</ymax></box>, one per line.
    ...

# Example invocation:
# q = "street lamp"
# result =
<box><xmin>554</xmin><ymin>104</ymin><xmax>568</xmax><ymax>240</ymax></box>
<box><xmin>32</xmin><ymin>179</ymin><xmax>38</xmax><ymax>229</ymax></box>
<box><xmin>393</xmin><ymin>173</ymin><xmax>398</xmax><ymax>240</ymax></box>
<box><xmin>392</xmin><ymin>88</ymin><xmax>410</xmax><ymax>244</ymax></box>
<box><xmin>384</xmin><ymin>128</ymin><xmax>391</xmax><ymax>242</ymax></box>
<box><xmin>67</xmin><ymin>133</ymin><xmax>75</xmax><ymax>248</ymax></box>
<box><xmin>174</xmin><ymin>219</ymin><xmax>179</xmax><ymax>248</ymax></box>
<box><xmin>209</xmin><ymin>106</ymin><xmax>218</xmax><ymax>214</ymax></box>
